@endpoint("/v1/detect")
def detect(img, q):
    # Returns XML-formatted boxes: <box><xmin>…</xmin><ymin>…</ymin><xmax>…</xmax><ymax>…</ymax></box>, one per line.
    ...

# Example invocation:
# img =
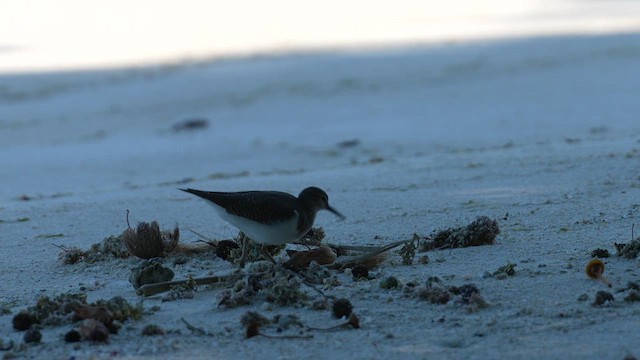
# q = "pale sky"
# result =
<box><xmin>1</xmin><ymin>0</ymin><xmax>639</xmax><ymax>73</ymax></box>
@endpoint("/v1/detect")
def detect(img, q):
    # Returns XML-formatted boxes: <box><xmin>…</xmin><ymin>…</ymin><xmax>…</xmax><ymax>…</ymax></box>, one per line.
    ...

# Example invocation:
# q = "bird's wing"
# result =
<box><xmin>181</xmin><ymin>189</ymin><xmax>297</xmax><ymax>224</ymax></box>
<box><xmin>225</xmin><ymin>192</ymin><xmax>298</xmax><ymax>224</ymax></box>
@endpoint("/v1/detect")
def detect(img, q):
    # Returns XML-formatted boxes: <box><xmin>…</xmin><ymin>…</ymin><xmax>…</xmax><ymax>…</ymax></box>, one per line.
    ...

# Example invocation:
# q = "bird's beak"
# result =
<box><xmin>327</xmin><ymin>205</ymin><xmax>346</xmax><ymax>220</ymax></box>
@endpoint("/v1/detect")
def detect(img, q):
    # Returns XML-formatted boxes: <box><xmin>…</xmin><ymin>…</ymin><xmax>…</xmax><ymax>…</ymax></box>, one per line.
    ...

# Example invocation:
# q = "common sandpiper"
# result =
<box><xmin>180</xmin><ymin>187</ymin><xmax>345</xmax><ymax>264</ymax></box>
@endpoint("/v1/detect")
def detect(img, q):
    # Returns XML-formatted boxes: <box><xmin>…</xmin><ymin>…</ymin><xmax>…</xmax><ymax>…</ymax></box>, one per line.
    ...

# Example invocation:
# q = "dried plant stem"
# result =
<box><xmin>328</xmin><ymin>240</ymin><xmax>408</xmax><ymax>269</ymax></box>
<box><xmin>307</xmin><ymin>313</ymin><xmax>360</xmax><ymax>331</ymax></box>
<box><xmin>181</xmin><ymin>317</ymin><xmax>209</xmax><ymax>335</ymax></box>
<box><xmin>51</xmin><ymin>243</ymin><xmax>72</xmax><ymax>252</ymax></box>
<box><xmin>185</xmin><ymin>227</ymin><xmax>218</xmax><ymax>243</ymax></box>
<box><xmin>136</xmin><ymin>273</ymin><xmax>243</xmax><ymax>297</ymax></box>
<box><xmin>330</xmin><ymin>240</ymin><xmax>408</xmax><ymax>254</ymax></box>
<box><xmin>307</xmin><ymin>324</ymin><xmax>348</xmax><ymax>332</ymax></box>
<box><xmin>326</xmin><ymin>242</ymin><xmax>401</xmax><ymax>252</ymax></box>
<box><xmin>256</xmin><ymin>333</ymin><xmax>313</xmax><ymax>340</ymax></box>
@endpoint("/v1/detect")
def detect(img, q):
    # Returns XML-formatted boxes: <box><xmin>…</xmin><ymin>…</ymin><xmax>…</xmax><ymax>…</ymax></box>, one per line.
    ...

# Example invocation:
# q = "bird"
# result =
<box><xmin>180</xmin><ymin>186</ymin><xmax>345</xmax><ymax>264</ymax></box>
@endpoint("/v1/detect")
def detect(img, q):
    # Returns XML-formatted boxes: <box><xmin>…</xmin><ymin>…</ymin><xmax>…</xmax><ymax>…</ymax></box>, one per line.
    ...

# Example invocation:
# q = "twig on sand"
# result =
<box><xmin>327</xmin><ymin>240</ymin><xmax>408</xmax><ymax>269</ymax></box>
<box><xmin>181</xmin><ymin>317</ymin><xmax>210</xmax><ymax>335</ymax></box>
<box><xmin>185</xmin><ymin>227</ymin><xmax>218</xmax><ymax>243</ymax></box>
<box><xmin>306</xmin><ymin>313</ymin><xmax>360</xmax><ymax>331</ymax></box>
<box><xmin>137</xmin><ymin>273</ymin><xmax>244</xmax><ymax>297</ymax></box>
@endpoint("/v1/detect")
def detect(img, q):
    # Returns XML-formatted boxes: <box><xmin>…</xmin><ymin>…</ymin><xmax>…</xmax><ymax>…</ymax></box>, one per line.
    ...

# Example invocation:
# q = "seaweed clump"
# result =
<box><xmin>615</xmin><ymin>237</ymin><xmax>640</xmax><ymax>259</ymax></box>
<box><xmin>399</xmin><ymin>235</ymin><xmax>418</xmax><ymax>265</ymax></box>
<box><xmin>218</xmin><ymin>266</ymin><xmax>307</xmax><ymax>308</ymax></box>
<box><xmin>122</xmin><ymin>221</ymin><xmax>180</xmax><ymax>259</ymax></box>
<box><xmin>593</xmin><ymin>291</ymin><xmax>614</xmax><ymax>306</ymax></box>
<box><xmin>411</xmin><ymin>278</ymin><xmax>489</xmax><ymax>311</ymax></box>
<box><xmin>419</xmin><ymin>216</ymin><xmax>500</xmax><ymax>252</ymax></box>
<box><xmin>13</xmin><ymin>293</ymin><xmax>88</xmax><ymax>329</ymax></box>
<box><xmin>380</xmin><ymin>276</ymin><xmax>400</xmax><ymax>290</ymax></box>
<box><xmin>128</xmin><ymin>259</ymin><xmax>175</xmax><ymax>289</ymax></box>
<box><xmin>590</xmin><ymin>248</ymin><xmax>610</xmax><ymax>258</ymax></box>
<box><xmin>491</xmin><ymin>262</ymin><xmax>517</xmax><ymax>279</ymax></box>
<box><xmin>57</xmin><ymin>235</ymin><xmax>131</xmax><ymax>265</ymax></box>
<box><xmin>12</xmin><ymin>293</ymin><xmax>143</xmax><ymax>338</ymax></box>
<box><xmin>58</xmin><ymin>217</ymin><xmax>190</xmax><ymax>265</ymax></box>
<box><xmin>228</xmin><ymin>233</ymin><xmax>285</xmax><ymax>265</ymax></box>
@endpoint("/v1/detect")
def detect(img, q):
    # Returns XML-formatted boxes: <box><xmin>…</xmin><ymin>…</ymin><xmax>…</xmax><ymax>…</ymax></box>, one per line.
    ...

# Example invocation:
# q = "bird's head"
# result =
<box><xmin>298</xmin><ymin>187</ymin><xmax>345</xmax><ymax>220</ymax></box>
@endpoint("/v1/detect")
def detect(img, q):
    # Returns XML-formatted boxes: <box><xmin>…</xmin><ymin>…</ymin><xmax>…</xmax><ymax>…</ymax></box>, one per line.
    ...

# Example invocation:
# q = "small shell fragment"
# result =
<box><xmin>585</xmin><ymin>259</ymin><xmax>611</xmax><ymax>288</ymax></box>
<box><xmin>586</xmin><ymin>259</ymin><xmax>605</xmax><ymax>279</ymax></box>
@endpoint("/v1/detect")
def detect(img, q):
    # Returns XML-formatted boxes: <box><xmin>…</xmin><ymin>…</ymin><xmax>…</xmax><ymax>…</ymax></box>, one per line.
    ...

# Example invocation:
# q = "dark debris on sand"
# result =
<box><xmin>12</xmin><ymin>293</ymin><xmax>143</xmax><ymax>342</ymax></box>
<box><xmin>419</xmin><ymin>216</ymin><xmax>500</xmax><ymax>252</ymax></box>
<box><xmin>615</xmin><ymin>236</ymin><xmax>640</xmax><ymax>259</ymax></box>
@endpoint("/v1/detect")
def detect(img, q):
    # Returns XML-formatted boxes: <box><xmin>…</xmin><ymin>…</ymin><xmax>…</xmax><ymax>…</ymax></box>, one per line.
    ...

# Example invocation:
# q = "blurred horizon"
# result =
<box><xmin>1</xmin><ymin>0</ymin><xmax>640</xmax><ymax>74</ymax></box>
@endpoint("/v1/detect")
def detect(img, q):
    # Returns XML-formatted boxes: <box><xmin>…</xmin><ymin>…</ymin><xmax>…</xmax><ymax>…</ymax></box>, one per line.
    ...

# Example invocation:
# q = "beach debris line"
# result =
<box><xmin>55</xmin><ymin>234</ymin><xmax>131</xmax><ymax>264</ymax></box>
<box><xmin>136</xmin><ymin>237</ymin><xmax>406</xmax><ymax>298</ymax></box>
<box><xmin>187</xmin><ymin>224</ymin><xmax>403</xmax><ymax>270</ymax></box>
<box><xmin>55</xmin><ymin>213</ymin><xmax>214</xmax><ymax>265</ymax></box>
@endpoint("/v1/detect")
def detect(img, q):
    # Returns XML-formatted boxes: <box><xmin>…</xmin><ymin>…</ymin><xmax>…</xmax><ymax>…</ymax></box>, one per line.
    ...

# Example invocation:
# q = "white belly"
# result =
<box><xmin>206</xmin><ymin>202</ymin><xmax>301</xmax><ymax>245</ymax></box>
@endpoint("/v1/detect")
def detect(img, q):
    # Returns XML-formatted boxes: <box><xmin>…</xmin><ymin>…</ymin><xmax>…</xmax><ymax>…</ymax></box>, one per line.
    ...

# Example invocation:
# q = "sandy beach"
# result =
<box><xmin>1</xmin><ymin>31</ymin><xmax>640</xmax><ymax>359</ymax></box>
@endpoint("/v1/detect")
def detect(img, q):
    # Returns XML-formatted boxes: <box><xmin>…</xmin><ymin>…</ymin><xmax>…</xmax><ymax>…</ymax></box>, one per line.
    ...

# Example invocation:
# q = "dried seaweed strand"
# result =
<box><xmin>327</xmin><ymin>240</ymin><xmax>408</xmax><ymax>269</ymax></box>
<box><xmin>137</xmin><ymin>273</ymin><xmax>244</xmax><ymax>297</ymax></box>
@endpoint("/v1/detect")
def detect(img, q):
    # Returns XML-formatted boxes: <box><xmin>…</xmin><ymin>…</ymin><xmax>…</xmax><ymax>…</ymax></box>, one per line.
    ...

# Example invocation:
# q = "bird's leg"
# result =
<box><xmin>260</xmin><ymin>245</ymin><xmax>277</xmax><ymax>264</ymax></box>
<box><xmin>239</xmin><ymin>234</ymin><xmax>248</xmax><ymax>267</ymax></box>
